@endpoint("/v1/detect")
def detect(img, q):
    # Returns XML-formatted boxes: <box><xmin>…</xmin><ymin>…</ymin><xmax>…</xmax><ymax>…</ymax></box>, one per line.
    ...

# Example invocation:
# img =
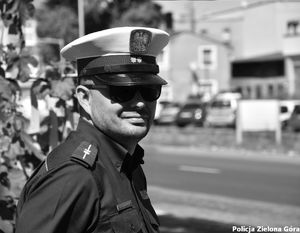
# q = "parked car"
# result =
<box><xmin>287</xmin><ymin>104</ymin><xmax>300</xmax><ymax>132</ymax></box>
<box><xmin>155</xmin><ymin>102</ymin><xmax>181</xmax><ymax>125</ymax></box>
<box><xmin>280</xmin><ymin>102</ymin><xmax>292</xmax><ymax>129</ymax></box>
<box><xmin>175</xmin><ymin>102</ymin><xmax>207</xmax><ymax>127</ymax></box>
<box><xmin>205</xmin><ymin>92</ymin><xmax>241</xmax><ymax>127</ymax></box>
<box><xmin>279</xmin><ymin>100</ymin><xmax>300</xmax><ymax>129</ymax></box>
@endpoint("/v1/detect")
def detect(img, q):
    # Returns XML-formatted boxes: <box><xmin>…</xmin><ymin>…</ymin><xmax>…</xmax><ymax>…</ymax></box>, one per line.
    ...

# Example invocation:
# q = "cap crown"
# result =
<box><xmin>61</xmin><ymin>27</ymin><xmax>169</xmax><ymax>61</ymax></box>
<box><xmin>60</xmin><ymin>27</ymin><xmax>169</xmax><ymax>86</ymax></box>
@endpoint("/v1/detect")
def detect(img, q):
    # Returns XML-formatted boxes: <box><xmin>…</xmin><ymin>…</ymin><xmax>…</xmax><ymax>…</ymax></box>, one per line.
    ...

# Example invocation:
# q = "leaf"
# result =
<box><xmin>0</xmin><ymin>136</ymin><xmax>11</xmax><ymax>153</ymax></box>
<box><xmin>18</xmin><ymin>0</ymin><xmax>35</xmax><ymax>25</ymax></box>
<box><xmin>49</xmin><ymin>77</ymin><xmax>75</xmax><ymax>101</ymax></box>
<box><xmin>12</xmin><ymin>53</ymin><xmax>39</xmax><ymax>82</ymax></box>
<box><xmin>17</xmin><ymin>66</ymin><xmax>30</xmax><ymax>82</ymax></box>
<box><xmin>19</xmin><ymin>132</ymin><xmax>45</xmax><ymax>161</ymax></box>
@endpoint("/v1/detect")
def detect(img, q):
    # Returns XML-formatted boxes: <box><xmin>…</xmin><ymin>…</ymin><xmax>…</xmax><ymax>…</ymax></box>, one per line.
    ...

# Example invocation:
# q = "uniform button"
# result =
<box><xmin>130</xmin><ymin>223</ymin><xmax>135</xmax><ymax>231</ymax></box>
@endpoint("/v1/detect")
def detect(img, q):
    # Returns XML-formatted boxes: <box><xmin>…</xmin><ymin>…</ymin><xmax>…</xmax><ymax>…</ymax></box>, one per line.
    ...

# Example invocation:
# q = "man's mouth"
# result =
<box><xmin>121</xmin><ymin>114</ymin><xmax>149</xmax><ymax>125</ymax></box>
<box><xmin>127</xmin><ymin>118</ymin><xmax>147</xmax><ymax>124</ymax></box>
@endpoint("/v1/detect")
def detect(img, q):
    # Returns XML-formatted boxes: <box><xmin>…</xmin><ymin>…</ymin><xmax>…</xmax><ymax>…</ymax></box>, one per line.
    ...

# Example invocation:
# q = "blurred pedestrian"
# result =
<box><xmin>15</xmin><ymin>27</ymin><xmax>169</xmax><ymax>233</ymax></box>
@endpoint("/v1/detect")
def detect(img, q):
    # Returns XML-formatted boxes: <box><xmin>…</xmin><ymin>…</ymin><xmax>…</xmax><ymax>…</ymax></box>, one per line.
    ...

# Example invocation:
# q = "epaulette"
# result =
<box><xmin>70</xmin><ymin>141</ymin><xmax>98</xmax><ymax>168</ymax></box>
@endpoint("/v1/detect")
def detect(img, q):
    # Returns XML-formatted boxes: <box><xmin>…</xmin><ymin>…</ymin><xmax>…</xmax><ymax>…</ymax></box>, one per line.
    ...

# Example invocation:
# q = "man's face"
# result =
<box><xmin>88</xmin><ymin>85</ymin><xmax>158</xmax><ymax>144</ymax></box>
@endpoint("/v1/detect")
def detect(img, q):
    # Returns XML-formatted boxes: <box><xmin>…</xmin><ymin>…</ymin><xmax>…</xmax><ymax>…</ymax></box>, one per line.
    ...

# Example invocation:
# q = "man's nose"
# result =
<box><xmin>130</xmin><ymin>91</ymin><xmax>146</xmax><ymax>108</ymax></box>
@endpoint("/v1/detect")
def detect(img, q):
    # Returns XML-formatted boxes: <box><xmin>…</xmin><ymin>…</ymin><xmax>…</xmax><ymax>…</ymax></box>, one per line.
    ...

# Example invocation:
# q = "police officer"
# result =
<box><xmin>15</xmin><ymin>27</ymin><xmax>169</xmax><ymax>233</ymax></box>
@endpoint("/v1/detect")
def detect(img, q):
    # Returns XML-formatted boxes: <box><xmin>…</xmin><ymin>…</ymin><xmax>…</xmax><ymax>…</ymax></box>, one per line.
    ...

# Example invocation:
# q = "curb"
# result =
<box><xmin>148</xmin><ymin>186</ymin><xmax>300</xmax><ymax>226</ymax></box>
<box><xmin>141</xmin><ymin>143</ymin><xmax>300</xmax><ymax>164</ymax></box>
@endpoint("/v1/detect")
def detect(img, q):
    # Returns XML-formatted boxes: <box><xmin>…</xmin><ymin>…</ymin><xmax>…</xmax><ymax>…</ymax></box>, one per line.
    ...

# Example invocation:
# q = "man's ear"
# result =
<box><xmin>75</xmin><ymin>85</ymin><xmax>92</xmax><ymax>115</ymax></box>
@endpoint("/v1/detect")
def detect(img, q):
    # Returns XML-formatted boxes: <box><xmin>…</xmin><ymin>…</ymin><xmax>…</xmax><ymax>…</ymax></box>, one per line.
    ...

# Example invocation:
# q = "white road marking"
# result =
<box><xmin>178</xmin><ymin>165</ymin><xmax>221</xmax><ymax>174</ymax></box>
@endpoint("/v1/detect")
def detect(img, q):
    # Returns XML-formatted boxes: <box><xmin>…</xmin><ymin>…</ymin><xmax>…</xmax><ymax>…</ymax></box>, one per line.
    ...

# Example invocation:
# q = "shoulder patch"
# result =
<box><xmin>71</xmin><ymin>141</ymin><xmax>98</xmax><ymax>168</ymax></box>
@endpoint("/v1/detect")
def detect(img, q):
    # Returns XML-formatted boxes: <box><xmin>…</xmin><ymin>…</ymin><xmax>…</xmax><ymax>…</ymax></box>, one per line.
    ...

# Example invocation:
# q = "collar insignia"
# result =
<box><xmin>71</xmin><ymin>141</ymin><xmax>98</xmax><ymax>168</ymax></box>
<box><xmin>130</xmin><ymin>29</ymin><xmax>152</xmax><ymax>54</ymax></box>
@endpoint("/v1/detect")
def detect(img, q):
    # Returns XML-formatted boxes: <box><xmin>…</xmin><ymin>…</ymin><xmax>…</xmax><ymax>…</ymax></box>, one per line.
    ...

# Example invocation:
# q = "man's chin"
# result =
<box><xmin>125</xmin><ymin>124</ymin><xmax>149</xmax><ymax>138</ymax></box>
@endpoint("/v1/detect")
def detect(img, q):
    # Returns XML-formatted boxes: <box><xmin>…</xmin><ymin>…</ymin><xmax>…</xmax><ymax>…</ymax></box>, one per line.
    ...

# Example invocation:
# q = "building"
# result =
<box><xmin>224</xmin><ymin>0</ymin><xmax>300</xmax><ymax>99</ymax></box>
<box><xmin>157</xmin><ymin>31</ymin><xmax>228</xmax><ymax>103</ymax></box>
<box><xmin>157</xmin><ymin>0</ymin><xmax>300</xmax><ymax>102</ymax></box>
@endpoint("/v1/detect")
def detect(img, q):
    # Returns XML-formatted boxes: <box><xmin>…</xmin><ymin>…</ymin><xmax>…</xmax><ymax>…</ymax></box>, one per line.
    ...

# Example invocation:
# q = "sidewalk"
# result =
<box><xmin>142</xmin><ymin>127</ymin><xmax>300</xmax><ymax>232</ymax></box>
<box><xmin>148</xmin><ymin>186</ymin><xmax>300</xmax><ymax>227</ymax></box>
<box><xmin>141</xmin><ymin>143</ymin><xmax>300</xmax><ymax>164</ymax></box>
<box><xmin>143</xmin><ymin>126</ymin><xmax>300</xmax><ymax>160</ymax></box>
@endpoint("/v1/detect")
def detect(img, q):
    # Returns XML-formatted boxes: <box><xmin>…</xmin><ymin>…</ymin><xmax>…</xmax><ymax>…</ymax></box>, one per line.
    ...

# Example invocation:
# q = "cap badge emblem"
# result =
<box><xmin>130</xmin><ymin>29</ymin><xmax>152</xmax><ymax>54</ymax></box>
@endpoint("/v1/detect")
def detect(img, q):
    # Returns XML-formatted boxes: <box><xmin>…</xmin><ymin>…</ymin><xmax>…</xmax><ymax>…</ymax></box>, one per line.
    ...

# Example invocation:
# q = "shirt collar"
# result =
<box><xmin>76</xmin><ymin>118</ymin><xmax>144</xmax><ymax>173</ymax></box>
<box><xmin>121</xmin><ymin>145</ymin><xmax>144</xmax><ymax>177</ymax></box>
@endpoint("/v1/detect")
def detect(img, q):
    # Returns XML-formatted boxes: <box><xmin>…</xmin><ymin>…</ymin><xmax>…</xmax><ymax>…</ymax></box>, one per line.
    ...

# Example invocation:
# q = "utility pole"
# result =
<box><xmin>78</xmin><ymin>0</ymin><xmax>85</xmax><ymax>37</ymax></box>
<box><xmin>189</xmin><ymin>1</ymin><xmax>196</xmax><ymax>33</ymax></box>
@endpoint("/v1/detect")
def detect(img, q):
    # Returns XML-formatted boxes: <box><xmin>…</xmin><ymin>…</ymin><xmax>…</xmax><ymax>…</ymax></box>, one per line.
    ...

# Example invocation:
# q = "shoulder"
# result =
<box><xmin>24</xmin><ymin>159</ymin><xmax>99</xmax><ymax>198</ymax></box>
<box><xmin>23</xmin><ymin>131</ymin><xmax>99</xmax><ymax>196</ymax></box>
<box><xmin>16</xmin><ymin>162</ymin><xmax>100</xmax><ymax>233</ymax></box>
<box><xmin>46</xmin><ymin>131</ymin><xmax>98</xmax><ymax>171</ymax></box>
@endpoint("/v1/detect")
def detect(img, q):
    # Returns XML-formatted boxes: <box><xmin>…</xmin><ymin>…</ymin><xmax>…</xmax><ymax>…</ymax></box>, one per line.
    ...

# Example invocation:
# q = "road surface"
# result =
<box><xmin>141</xmin><ymin>144</ymin><xmax>300</xmax><ymax>226</ymax></box>
<box><xmin>142</xmin><ymin>145</ymin><xmax>300</xmax><ymax>206</ymax></box>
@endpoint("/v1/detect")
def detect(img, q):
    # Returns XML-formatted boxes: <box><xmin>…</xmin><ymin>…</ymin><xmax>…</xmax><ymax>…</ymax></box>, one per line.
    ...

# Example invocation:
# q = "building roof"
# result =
<box><xmin>233</xmin><ymin>52</ymin><xmax>284</xmax><ymax>63</ymax></box>
<box><xmin>169</xmin><ymin>31</ymin><xmax>232</xmax><ymax>48</ymax></box>
<box><xmin>200</xmin><ymin>0</ymin><xmax>300</xmax><ymax>21</ymax></box>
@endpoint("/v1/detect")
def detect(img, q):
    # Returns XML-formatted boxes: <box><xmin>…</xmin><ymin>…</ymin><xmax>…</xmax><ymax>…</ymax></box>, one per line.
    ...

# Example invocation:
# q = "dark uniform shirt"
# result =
<box><xmin>15</xmin><ymin>118</ymin><xmax>159</xmax><ymax>233</ymax></box>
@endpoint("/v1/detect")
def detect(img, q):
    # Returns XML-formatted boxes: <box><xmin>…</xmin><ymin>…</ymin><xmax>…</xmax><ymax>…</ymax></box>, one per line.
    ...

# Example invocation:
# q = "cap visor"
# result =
<box><xmin>92</xmin><ymin>73</ymin><xmax>167</xmax><ymax>86</ymax></box>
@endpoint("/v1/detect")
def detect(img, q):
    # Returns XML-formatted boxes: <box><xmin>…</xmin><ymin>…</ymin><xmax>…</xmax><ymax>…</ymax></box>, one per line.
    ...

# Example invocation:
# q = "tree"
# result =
<box><xmin>0</xmin><ymin>0</ymin><xmax>37</xmax><ymax>82</ymax></box>
<box><xmin>35</xmin><ymin>6</ymin><xmax>78</xmax><ymax>44</ymax></box>
<box><xmin>0</xmin><ymin>1</ymin><xmax>42</xmax><ymax>232</ymax></box>
<box><xmin>112</xmin><ymin>2</ymin><xmax>163</xmax><ymax>28</ymax></box>
<box><xmin>38</xmin><ymin>0</ymin><xmax>164</xmax><ymax>38</ymax></box>
<box><xmin>85</xmin><ymin>0</ymin><xmax>163</xmax><ymax>33</ymax></box>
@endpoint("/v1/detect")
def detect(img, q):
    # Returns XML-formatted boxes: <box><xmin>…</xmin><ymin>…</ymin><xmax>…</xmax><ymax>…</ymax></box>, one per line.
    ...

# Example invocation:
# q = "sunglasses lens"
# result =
<box><xmin>108</xmin><ymin>85</ymin><xmax>161</xmax><ymax>103</ymax></box>
<box><xmin>141</xmin><ymin>85</ymin><xmax>161</xmax><ymax>102</ymax></box>
<box><xmin>109</xmin><ymin>86</ymin><xmax>136</xmax><ymax>103</ymax></box>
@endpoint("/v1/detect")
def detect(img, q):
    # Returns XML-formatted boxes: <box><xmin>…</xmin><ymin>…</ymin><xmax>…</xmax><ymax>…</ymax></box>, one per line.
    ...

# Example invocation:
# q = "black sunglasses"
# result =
<box><xmin>86</xmin><ymin>85</ymin><xmax>162</xmax><ymax>103</ymax></box>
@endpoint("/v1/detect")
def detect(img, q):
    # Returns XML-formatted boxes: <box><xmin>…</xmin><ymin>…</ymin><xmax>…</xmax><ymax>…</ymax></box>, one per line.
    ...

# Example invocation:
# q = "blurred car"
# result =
<box><xmin>280</xmin><ymin>103</ymin><xmax>291</xmax><ymax>129</ymax></box>
<box><xmin>280</xmin><ymin>104</ymin><xmax>289</xmax><ymax>127</ymax></box>
<box><xmin>287</xmin><ymin>104</ymin><xmax>300</xmax><ymax>132</ymax></box>
<box><xmin>279</xmin><ymin>100</ymin><xmax>300</xmax><ymax>129</ymax></box>
<box><xmin>205</xmin><ymin>92</ymin><xmax>241</xmax><ymax>127</ymax></box>
<box><xmin>175</xmin><ymin>102</ymin><xmax>207</xmax><ymax>127</ymax></box>
<box><xmin>155</xmin><ymin>102</ymin><xmax>181</xmax><ymax>125</ymax></box>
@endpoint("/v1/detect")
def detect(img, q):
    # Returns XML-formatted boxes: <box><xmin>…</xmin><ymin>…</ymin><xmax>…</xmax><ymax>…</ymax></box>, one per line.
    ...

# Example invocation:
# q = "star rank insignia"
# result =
<box><xmin>130</xmin><ymin>57</ymin><xmax>142</xmax><ymax>63</ymax></box>
<box><xmin>130</xmin><ymin>29</ymin><xmax>152</xmax><ymax>54</ymax></box>
<box><xmin>71</xmin><ymin>141</ymin><xmax>98</xmax><ymax>168</ymax></box>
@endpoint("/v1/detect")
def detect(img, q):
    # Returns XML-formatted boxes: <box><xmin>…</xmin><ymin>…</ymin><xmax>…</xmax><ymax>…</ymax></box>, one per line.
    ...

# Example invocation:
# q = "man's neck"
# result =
<box><xmin>80</xmin><ymin>117</ymin><xmax>139</xmax><ymax>155</ymax></box>
<box><xmin>113</xmin><ymin>136</ymin><xmax>138</xmax><ymax>155</ymax></box>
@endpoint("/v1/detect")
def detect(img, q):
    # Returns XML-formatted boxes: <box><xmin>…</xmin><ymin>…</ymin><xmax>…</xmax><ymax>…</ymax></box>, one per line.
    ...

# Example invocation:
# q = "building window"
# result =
<box><xmin>198</xmin><ymin>45</ymin><xmax>218</xmax><ymax>70</ymax></box>
<box><xmin>222</xmin><ymin>27</ymin><xmax>231</xmax><ymax>43</ymax></box>
<box><xmin>256</xmin><ymin>85</ymin><xmax>262</xmax><ymax>99</ymax></box>
<box><xmin>246</xmin><ymin>86</ymin><xmax>251</xmax><ymax>99</ymax></box>
<box><xmin>268</xmin><ymin>84</ymin><xmax>274</xmax><ymax>98</ymax></box>
<box><xmin>287</xmin><ymin>20</ymin><xmax>299</xmax><ymax>36</ymax></box>
<box><xmin>278</xmin><ymin>84</ymin><xmax>285</xmax><ymax>98</ymax></box>
<box><xmin>232</xmin><ymin>60</ymin><xmax>284</xmax><ymax>78</ymax></box>
<box><xmin>203</xmin><ymin>49</ymin><xmax>212</xmax><ymax>65</ymax></box>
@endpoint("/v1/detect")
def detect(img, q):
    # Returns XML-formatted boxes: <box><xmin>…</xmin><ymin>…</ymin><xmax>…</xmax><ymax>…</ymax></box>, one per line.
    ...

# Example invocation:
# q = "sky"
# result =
<box><xmin>154</xmin><ymin>0</ymin><xmax>261</xmax><ymax>19</ymax></box>
<box><xmin>154</xmin><ymin>0</ymin><xmax>262</xmax><ymax>31</ymax></box>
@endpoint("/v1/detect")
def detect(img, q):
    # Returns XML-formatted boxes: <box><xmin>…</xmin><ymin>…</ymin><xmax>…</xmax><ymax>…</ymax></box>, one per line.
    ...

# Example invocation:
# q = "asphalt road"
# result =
<box><xmin>142</xmin><ymin>145</ymin><xmax>300</xmax><ymax>207</ymax></box>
